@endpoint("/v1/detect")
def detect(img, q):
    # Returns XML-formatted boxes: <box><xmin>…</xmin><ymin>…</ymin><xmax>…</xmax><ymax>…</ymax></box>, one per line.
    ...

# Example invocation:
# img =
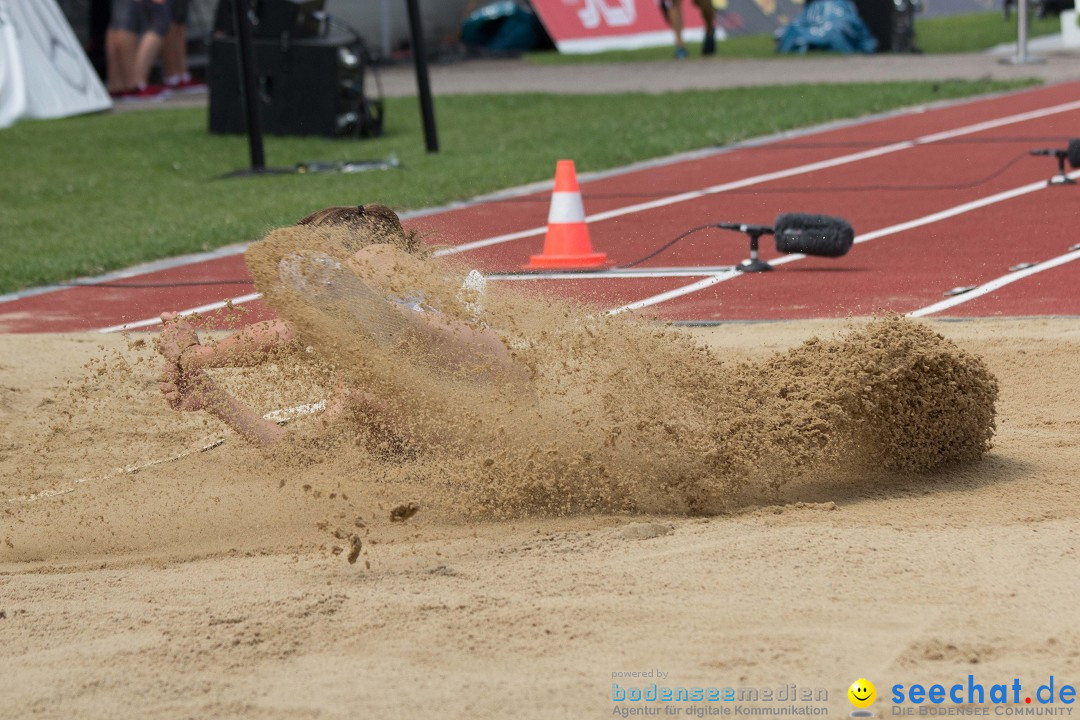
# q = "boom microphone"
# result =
<box><xmin>623</xmin><ymin>213</ymin><xmax>856</xmax><ymax>272</ymax></box>
<box><xmin>716</xmin><ymin>221</ymin><xmax>776</xmax><ymax>235</ymax></box>
<box><xmin>1028</xmin><ymin>139</ymin><xmax>1080</xmax><ymax>168</ymax></box>
<box><xmin>773</xmin><ymin>213</ymin><xmax>854</xmax><ymax>258</ymax></box>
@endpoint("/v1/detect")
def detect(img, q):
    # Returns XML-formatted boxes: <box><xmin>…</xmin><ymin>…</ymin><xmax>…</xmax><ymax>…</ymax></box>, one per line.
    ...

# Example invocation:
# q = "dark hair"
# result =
<box><xmin>296</xmin><ymin>204</ymin><xmax>426</xmax><ymax>256</ymax></box>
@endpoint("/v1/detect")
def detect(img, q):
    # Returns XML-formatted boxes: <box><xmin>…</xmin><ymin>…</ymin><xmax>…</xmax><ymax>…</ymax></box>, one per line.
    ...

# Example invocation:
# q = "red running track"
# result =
<box><xmin>2</xmin><ymin>81</ymin><xmax>1079</xmax><ymax>334</ymax></box>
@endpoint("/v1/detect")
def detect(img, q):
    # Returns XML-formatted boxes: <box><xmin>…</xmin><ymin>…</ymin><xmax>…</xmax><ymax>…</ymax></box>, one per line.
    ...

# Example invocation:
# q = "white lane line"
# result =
<box><xmin>97</xmin><ymin>292</ymin><xmax>263</xmax><ymax>333</ymax></box>
<box><xmin>436</xmin><ymin>99</ymin><xmax>1080</xmax><ymax>258</ymax></box>
<box><xmin>609</xmin><ymin>255</ymin><xmax>806</xmax><ymax>314</ymax></box>
<box><xmin>488</xmin><ymin>266</ymin><xmax>734</xmax><ymax>280</ymax></box>
<box><xmin>916</xmin><ymin>100</ymin><xmax>1080</xmax><ymax>143</ymax></box>
<box><xmin>434</xmin><ymin>225</ymin><xmax>549</xmax><ymax>256</ymax></box>
<box><xmin>908</xmin><ymin>248</ymin><xmax>1080</xmax><ymax>318</ymax></box>
<box><xmin>608</xmin><ymin>168</ymin><xmax>1080</xmax><ymax>315</ymax></box>
<box><xmin>608</xmin><ymin>272</ymin><xmax>738</xmax><ymax>314</ymax></box>
<box><xmin>851</xmin><ymin>175</ymin><xmax>1072</xmax><ymax>245</ymax></box>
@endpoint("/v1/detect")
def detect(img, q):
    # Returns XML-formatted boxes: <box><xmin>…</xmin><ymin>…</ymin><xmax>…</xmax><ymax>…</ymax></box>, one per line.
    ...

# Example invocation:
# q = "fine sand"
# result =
<box><xmin>1</xmin><ymin>316</ymin><xmax>1078</xmax><ymax>719</ymax></box>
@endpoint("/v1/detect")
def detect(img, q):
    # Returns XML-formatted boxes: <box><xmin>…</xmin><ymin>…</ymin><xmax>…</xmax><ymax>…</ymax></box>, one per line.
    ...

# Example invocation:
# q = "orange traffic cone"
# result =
<box><xmin>528</xmin><ymin>160</ymin><xmax>607</xmax><ymax>270</ymax></box>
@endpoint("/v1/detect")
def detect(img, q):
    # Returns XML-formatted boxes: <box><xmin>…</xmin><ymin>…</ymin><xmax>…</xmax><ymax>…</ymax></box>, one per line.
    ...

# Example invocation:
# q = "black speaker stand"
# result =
<box><xmin>222</xmin><ymin>0</ymin><xmax>407</xmax><ymax>179</ymax></box>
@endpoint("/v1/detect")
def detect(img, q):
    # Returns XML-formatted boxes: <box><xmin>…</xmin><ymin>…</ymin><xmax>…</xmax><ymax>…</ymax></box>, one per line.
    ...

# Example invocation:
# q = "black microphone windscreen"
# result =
<box><xmin>773</xmin><ymin>213</ymin><xmax>854</xmax><ymax>258</ymax></box>
<box><xmin>1068</xmin><ymin>139</ymin><xmax>1080</xmax><ymax>169</ymax></box>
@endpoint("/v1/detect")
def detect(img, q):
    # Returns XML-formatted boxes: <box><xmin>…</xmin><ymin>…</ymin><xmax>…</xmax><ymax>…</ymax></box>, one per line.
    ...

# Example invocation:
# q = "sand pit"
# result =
<box><xmin>2</xmin><ymin>312</ymin><xmax>1078</xmax><ymax>719</ymax></box>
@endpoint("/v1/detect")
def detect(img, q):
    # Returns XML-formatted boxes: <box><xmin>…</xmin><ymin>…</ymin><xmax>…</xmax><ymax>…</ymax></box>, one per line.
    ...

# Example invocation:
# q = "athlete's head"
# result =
<box><xmin>296</xmin><ymin>204</ymin><xmax>427</xmax><ymax>257</ymax></box>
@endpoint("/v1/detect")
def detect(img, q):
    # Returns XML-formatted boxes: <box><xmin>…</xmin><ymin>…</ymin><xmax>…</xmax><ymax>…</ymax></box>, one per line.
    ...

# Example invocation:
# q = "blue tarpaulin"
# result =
<box><xmin>460</xmin><ymin>1</ymin><xmax>551</xmax><ymax>53</ymax></box>
<box><xmin>776</xmin><ymin>0</ymin><xmax>878</xmax><ymax>54</ymax></box>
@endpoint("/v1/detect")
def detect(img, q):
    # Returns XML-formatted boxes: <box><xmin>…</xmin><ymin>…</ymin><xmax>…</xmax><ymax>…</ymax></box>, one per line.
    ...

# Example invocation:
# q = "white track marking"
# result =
<box><xmin>609</xmin><ymin>169</ymin><xmax>1080</xmax><ymax>314</ymax></box>
<box><xmin>916</xmin><ymin>101</ymin><xmax>1080</xmax><ymax>143</ymax></box>
<box><xmin>488</xmin><ymin>266</ymin><xmax>734</xmax><ymax>280</ymax></box>
<box><xmin>436</xmin><ymin>99</ymin><xmax>1080</xmax><ymax>257</ymax></box>
<box><xmin>851</xmin><ymin>175</ymin><xmax>1076</xmax><ymax>245</ymax></box>
<box><xmin>609</xmin><ymin>272</ymin><xmax>738</xmax><ymax>314</ymax></box>
<box><xmin>908</xmin><ymin>248</ymin><xmax>1080</xmax><ymax>317</ymax></box>
<box><xmin>97</xmin><ymin>292</ymin><xmax>263</xmax><ymax>333</ymax></box>
<box><xmin>433</xmin><ymin>225</ymin><xmax>551</xmax><ymax>256</ymax></box>
<box><xmin>609</xmin><ymin>254</ymin><xmax>806</xmax><ymax>314</ymax></box>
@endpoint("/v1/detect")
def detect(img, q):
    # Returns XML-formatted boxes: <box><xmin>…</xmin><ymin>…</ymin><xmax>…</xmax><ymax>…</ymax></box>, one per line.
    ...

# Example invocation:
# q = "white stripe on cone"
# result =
<box><xmin>548</xmin><ymin>191</ymin><xmax>586</xmax><ymax>224</ymax></box>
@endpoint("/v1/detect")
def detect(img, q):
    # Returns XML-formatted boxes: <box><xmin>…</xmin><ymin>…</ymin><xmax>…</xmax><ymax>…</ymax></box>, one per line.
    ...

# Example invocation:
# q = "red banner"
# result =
<box><xmin>530</xmin><ymin>0</ymin><xmax>712</xmax><ymax>53</ymax></box>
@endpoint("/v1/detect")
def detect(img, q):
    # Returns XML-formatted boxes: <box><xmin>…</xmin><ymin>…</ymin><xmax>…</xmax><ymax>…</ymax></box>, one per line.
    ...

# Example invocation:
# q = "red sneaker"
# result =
<box><xmin>165</xmin><ymin>76</ymin><xmax>207</xmax><ymax>95</ymax></box>
<box><xmin>120</xmin><ymin>84</ymin><xmax>170</xmax><ymax>103</ymax></box>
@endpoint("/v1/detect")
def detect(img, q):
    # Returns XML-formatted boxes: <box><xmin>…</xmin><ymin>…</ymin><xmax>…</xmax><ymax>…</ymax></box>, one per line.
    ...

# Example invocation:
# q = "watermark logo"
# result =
<box><xmin>890</xmin><ymin>676</ymin><xmax>1076</xmax><ymax>714</ymax></box>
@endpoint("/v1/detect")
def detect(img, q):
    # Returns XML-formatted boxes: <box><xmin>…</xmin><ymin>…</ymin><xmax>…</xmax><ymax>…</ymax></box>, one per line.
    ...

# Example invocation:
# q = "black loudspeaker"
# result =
<box><xmin>208</xmin><ymin>30</ymin><xmax>382</xmax><ymax>138</ymax></box>
<box><xmin>851</xmin><ymin>0</ymin><xmax>918</xmax><ymax>53</ymax></box>
<box><xmin>258</xmin><ymin>0</ymin><xmax>324</xmax><ymax>38</ymax></box>
<box><xmin>214</xmin><ymin>0</ymin><xmax>325</xmax><ymax>40</ymax></box>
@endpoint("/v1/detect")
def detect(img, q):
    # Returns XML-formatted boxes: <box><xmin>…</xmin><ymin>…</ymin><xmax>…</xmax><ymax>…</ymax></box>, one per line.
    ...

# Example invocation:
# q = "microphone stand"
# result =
<box><xmin>734</xmin><ymin>226</ymin><xmax>775</xmax><ymax>273</ymax></box>
<box><xmin>1049</xmin><ymin>152</ymin><xmax>1076</xmax><ymax>186</ymax></box>
<box><xmin>713</xmin><ymin>222</ymin><xmax>776</xmax><ymax>272</ymax></box>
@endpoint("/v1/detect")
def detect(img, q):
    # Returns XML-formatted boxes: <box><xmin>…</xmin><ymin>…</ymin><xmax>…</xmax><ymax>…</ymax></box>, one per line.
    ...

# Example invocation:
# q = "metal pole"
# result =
<box><xmin>1017</xmin><ymin>0</ymin><xmax>1030</xmax><ymax>62</ymax></box>
<box><xmin>380</xmin><ymin>0</ymin><xmax>393</xmax><ymax>60</ymax></box>
<box><xmin>1000</xmin><ymin>0</ymin><xmax>1045</xmax><ymax>65</ymax></box>
<box><xmin>232</xmin><ymin>0</ymin><xmax>267</xmax><ymax>171</ymax></box>
<box><xmin>405</xmin><ymin>0</ymin><xmax>439</xmax><ymax>153</ymax></box>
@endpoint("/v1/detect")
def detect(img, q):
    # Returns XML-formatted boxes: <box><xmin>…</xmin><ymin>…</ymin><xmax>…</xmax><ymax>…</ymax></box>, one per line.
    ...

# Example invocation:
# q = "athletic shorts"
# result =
<box><xmin>109</xmin><ymin>0</ymin><xmax>142</xmax><ymax>32</ymax></box>
<box><xmin>171</xmin><ymin>0</ymin><xmax>188</xmax><ymax>25</ymax></box>
<box><xmin>143</xmin><ymin>0</ymin><xmax>174</xmax><ymax>36</ymax></box>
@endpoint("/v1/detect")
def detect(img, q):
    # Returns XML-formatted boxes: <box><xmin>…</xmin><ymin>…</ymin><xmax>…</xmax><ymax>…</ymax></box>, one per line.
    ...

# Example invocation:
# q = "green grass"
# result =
<box><xmin>523</xmin><ymin>11</ymin><xmax>1062</xmax><ymax>63</ymax></box>
<box><xmin>0</xmin><ymin>79</ymin><xmax>1036</xmax><ymax>294</ymax></box>
<box><xmin>914</xmin><ymin>9</ymin><xmax>1061</xmax><ymax>53</ymax></box>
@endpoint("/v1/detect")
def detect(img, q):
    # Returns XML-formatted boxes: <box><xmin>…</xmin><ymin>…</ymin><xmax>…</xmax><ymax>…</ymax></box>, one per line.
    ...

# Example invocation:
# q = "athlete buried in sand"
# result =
<box><xmin>155</xmin><ymin>204</ymin><xmax>527</xmax><ymax>447</ymax></box>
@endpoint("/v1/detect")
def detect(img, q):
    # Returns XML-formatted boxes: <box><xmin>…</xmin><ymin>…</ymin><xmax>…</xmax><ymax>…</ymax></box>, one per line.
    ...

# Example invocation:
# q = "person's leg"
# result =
<box><xmin>660</xmin><ymin>0</ymin><xmax>688</xmax><ymax>58</ymax></box>
<box><xmin>132</xmin><ymin>0</ymin><xmax>172</xmax><ymax>89</ymax></box>
<box><xmin>105</xmin><ymin>29</ymin><xmax>138</xmax><ymax>92</ymax></box>
<box><xmin>132</xmin><ymin>31</ymin><xmax>165</xmax><ymax>88</ymax></box>
<box><xmin>106</xmin><ymin>0</ymin><xmax>140</xmax><ymax>93</ymax></box>
<box><xmin>161</xmin><ymin>23</ymin><xmax>185</xmax><ymax>81</ymax></box>
<box><xmin>162</xmin><ymin>0</ymin><xmax>195</xmax><ymax>86</ymax></box>
<box><xmin>693</xmin><ymin>0</ymin><xmax>716</xmax><ymax>55</ymax></box>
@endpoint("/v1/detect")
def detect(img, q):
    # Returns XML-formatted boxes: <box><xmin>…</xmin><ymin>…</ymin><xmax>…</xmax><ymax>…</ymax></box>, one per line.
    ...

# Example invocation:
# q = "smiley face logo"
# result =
<box><xmin>848</xmin><ymin>678</ymin><xmax>876</xmax><ymax>709</ymax></box>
